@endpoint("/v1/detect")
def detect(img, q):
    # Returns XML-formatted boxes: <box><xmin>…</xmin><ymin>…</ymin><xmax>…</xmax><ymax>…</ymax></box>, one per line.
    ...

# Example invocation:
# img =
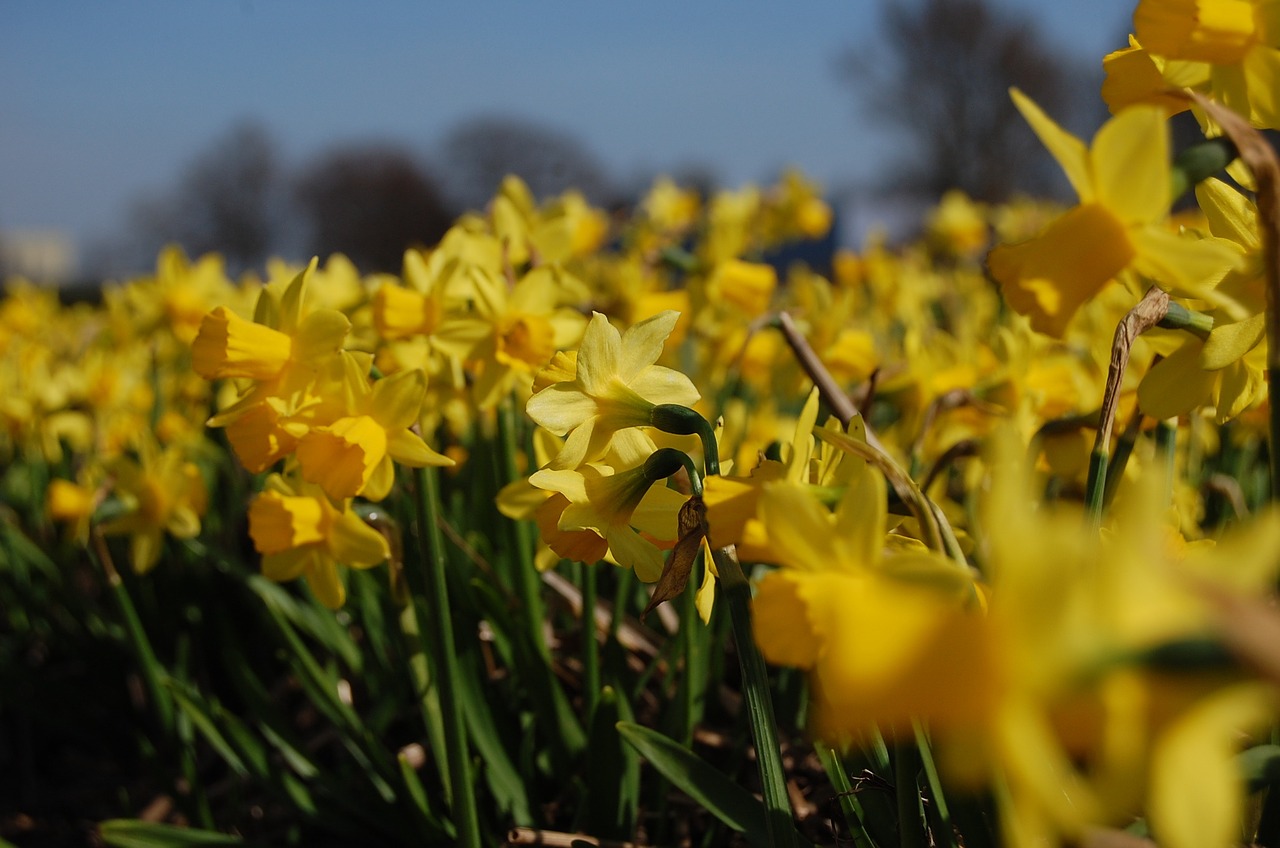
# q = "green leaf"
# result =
<box><xmin>584</xmin><ymin>687</ymin><xmax>638</xmax><ymax>837</ymax></box>
<box><xmin>165</xmin><ymin>683</ymin><xmax>249</xmax><ymax>778</ymax></box>
<box><xmin>98</xmin><ymin>819</ymin><xmax>244</xmax><ymax>847</ymax></box>
<box><xmin>616</xmin><ymin>721</ymin><xmax>812</xmax><ymax>848</ymax></box>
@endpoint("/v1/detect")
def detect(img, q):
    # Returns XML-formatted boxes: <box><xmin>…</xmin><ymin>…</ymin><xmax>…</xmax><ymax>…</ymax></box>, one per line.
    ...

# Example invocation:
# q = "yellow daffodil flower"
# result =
<box><xmin>525</xmin><ymin>310</ymin><xmax>699</xmax><ymax>470</ymax></box>
<box><xmin>248</xmin><ymin>473</ymin><xmax>390</xmax><ymax>609</ymax></box>
<box><xmin>194</xmin><ymin>260</ymin><xmax>352</xmax><ymax>472</ymax></box>
<box><xmin>987</xmin><ymin>89</ymin><xmax>1240</xmax><ymax>337</ymax></box>
<box><xmin>751</xmin><ymin>464</ymin><xmax>984</xmax><ymax>740</ymax></box>
<box><xmin>98</xmin><ymin>438</ymin><xmax>208</xmax><ymax>574</ymax></box>
<box><xmin>1133</xmin><ymin>0</ymin><xmax>1280</xmax><ymax>129</ymax></box>
<box><xmin>1139</xmin><ymin>178</ymin><xmax>1267</xmax><ymax>422</ymax></box>
<box><xmin>294</xmin><ymin>356</ymin><xmax>452</xmax><ymax>501</ymax></box>
<box><xmin>528</xmin><ymin>454</ymin><xmax>686</xmax><ymax>582</ymax></box>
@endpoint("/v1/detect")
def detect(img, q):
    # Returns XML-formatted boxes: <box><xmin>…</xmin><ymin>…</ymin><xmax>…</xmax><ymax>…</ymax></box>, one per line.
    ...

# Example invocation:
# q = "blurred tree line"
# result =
<box><xmin>107</xmin><ymin>115</ymin><xmax>616</xmax><ymax>276</ymax></box>
<box><xmin>97</xmin><ymin>0</ymin><xmax>1102</xmax><ymax>278</ymax></box>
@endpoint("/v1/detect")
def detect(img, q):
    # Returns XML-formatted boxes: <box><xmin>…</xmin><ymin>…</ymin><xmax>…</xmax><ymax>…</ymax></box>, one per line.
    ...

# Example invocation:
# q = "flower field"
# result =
<box><xmin>7</xmin><ymin>3</ymin><xmax>1280</xmax><ymax>846</ymax></box>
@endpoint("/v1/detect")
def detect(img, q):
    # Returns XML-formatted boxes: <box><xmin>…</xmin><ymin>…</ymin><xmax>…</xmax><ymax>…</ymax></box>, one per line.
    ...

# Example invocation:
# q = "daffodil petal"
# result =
<box><xmin>759</xmin><ymin>482</ymin><xmax>834</xmax><ymax>571</ymax></box>
<box><xmin>1137</xmin><ymin>340</ymin><xmax>1214</xmax><ymax>420</ymax></box>
<box><xmin>626</xmin><ymin>366</ymin><xmax>701</xmax><ymax>408</ymax></box>
<box><xmin>1092</xmin><ymin>104</ymin><xmax>1169</xmax><ymax>224</ymax></box>
<box><xmin>371</xmin><ymin>368</ymin><xmax>427</xmax><ymax>430</ymax></box>
<box><xmin>306</xmin><ymin>559</ymin><xmax>346</xmax><ymax>609</ymax></box>
<box><xmin>1010</xmin><ymin>88</ymin><xmax>1092</xmax><ymax>202</ymax></box>
<box><xmin>834</xmin><ymin>464</ymin><xmax>886</xmax><ymax>568</ymax></box>
<box><xmin>262</xmin><ymin>546</ymin><xmax>312</xmax><ymax>583</ymax></box>
<box><xmin>631</xmin><ymin>484</ymin><xmax>686</xmax><ymax>541</ymax></box>
<box><xmin>292</xmin><ymin>308</ymin><xmax>351</xmax><ymax>367</ymax></box>
<box><xmin>386</xmin><ymin>429</ymin><xmax>453</xmax><ymax>468</ymax></box>
<box><xmin>606</xmin><ymin>526</ymin><xmax>664</xmax><ymax>582</ymax></box>
<box><xmin>1129</xmin><ymin>228</ymin><xmax>1242</xmax><ymax>296</ymax></box>
<box><xmin>1195</xmin><ymin>177</ymin><xmax>1259</xmax><ymax>249</ymax></box>
<box><xmin>752</xmin><ymin>570</ymin><xmax>824</xmax><ymax>669</ymax></box>
<box><xmin>1202</xmin><ymin>312</ymin><xmax>1265</xmax><ymax>370</ymax></box>
<box><xmin>618</xmin><ymin>311</ymin><xmax>680</xmax><ymax>383</ymax></box>
<box><xmin>1148</xmin><ymin>684</ymin><xmax>1274</xmax><ymax>848</ymax></box>
<box><xmin>576</xmin><ymin>312</ymin><xmax>622</xmax><ymax>396</ymax></box>
<box><xmin>526</xmin><ymin>384</ymin><xmax>598</xmax><ymax>436</ymax></box>
<box><xmin>330</xmin><ymin>508</ymin><xmax>391</xmax><ymax>569</ymax></box>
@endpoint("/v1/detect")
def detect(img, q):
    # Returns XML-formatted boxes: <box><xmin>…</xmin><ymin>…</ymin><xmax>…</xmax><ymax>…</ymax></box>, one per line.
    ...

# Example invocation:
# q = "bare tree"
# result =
<box><xmin>293</xmin><ymin>146</ymin><xmax>453</xmax><ymax>273</ymax></box>
<box><xmin>439</xmin><ymin>116</ymin><xmax>614</xmax><ymax>211</ymax></box>
<box><xmin>839</xmin><ymin>0</ymin><xmax>1093</xmax><ymax>203</ymax></box>
<box><xmin>129</xmin><ymin>121</ymin><xmax>282</xmax><ymax>272</ymax></box>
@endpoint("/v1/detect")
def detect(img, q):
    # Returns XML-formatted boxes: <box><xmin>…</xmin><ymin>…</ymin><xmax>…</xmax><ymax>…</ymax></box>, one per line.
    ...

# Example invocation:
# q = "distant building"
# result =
<box><xmin>0</xmin><ymin>230</ymin><xmax>78</xmax><ymax>284</ymax></box>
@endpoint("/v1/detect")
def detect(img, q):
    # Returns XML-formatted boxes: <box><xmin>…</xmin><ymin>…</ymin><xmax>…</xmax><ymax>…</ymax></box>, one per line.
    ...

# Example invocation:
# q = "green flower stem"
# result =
<box><xmin>498</xmin><ymin>397</ymin><xmax>551</xmax><ymax>661</ymax></box>
<box><xmin>408</xmin><ymin>465</ymin><xmax>480</xmax><ymax>848</ymax></box>
<box><xmin>645</xmin><ymin>446</ymin><xmax>704</xmax><ymax>497</ymax></box>
<box><xmin>815</xmin><ymin>744</ymin><xmax>877</xmax><ymax>848</ymax></box>
<box><xmin>89</xmin><ymin>529</ymin><xmax>174</xmax><ymax>735</ymax></box>
<box><xmin>679</xmin><ymin>552</ymin><xmax>703</xmax><ymax>746</ymax></box>
<box><xmin>1170</xmin><ymin>136</ymin><xmax>1237</xmax><ymax>202</ymax></box>
<box><xmin>1102</xmin><ymin>409</ymin><xmax>1144</xmax><ymax>508</ymax></box>
<box><xmin>913</xmin><ymin>721</ymin><xmax>957</xmax><ymax>848</ymax></box>
<box><xmin>581</xmin><ymin>559</ymin><xmax>600</xmax><ymax>721</ymax></box>
<box><xmin>650</xmin><ymin>404</ymin><xmax>719</xmax><ymax>476</ymax></box>
<box><xmin>893</xmin><ymin>741</ymin><xmax>926</xmax><ymax>848</ymax></box>
<box><xmin>1084</xmin><ymin>445</ymin><xmax>1109</xmax><ymax>529</ymax></box>
<box><xmin>712</xmin><ymin>545</ymin><xmax>798</xmax><ymax>848</ymax></box>
<box><xmin>1159</xmin><ymin>301</ymin><xmax>1214</xmax><ymax>339</ymax></box>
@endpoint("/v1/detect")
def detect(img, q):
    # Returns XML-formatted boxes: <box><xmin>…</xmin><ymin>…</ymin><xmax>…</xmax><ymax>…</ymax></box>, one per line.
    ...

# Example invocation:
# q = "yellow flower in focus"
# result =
<box><xmin>529</xmin><ymin>456</ymin><xmax>686</xmax><ymax>582</ymax></box>
<box><xmin>987</xmin><ymin>90</ymin><xmax>1240</xmax><ymax>337</ymax></box>
<box><xmin>526</xmin><ymin>311</ymin><xmax>699</xmax><ymax>469</ymax></box>
<box><xmin>248</xmin><ymin>474</ymin><xmax>390</xmax><ymax>609</ymax></box>
<box><xmin>295</xmin><ymin>357</ymin><xmax>452</xmax><ymax>501</ymax></box>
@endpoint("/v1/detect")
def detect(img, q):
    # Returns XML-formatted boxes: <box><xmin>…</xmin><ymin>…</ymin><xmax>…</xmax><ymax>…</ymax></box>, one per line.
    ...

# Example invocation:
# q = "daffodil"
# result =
<box><xmin>192</xmin><ymin>260</ymin><xmax>350</xmax><ymax>385</ymax></box>
<box><xmin>987</xmin><ymin>90</ymin><xmax>1240</xmax><ymax>337</ymax></box>
<box><xmin>750</xmin><ymin>463</ymin><xmax>984</xmax><ymax>740</ymax></box>
<box><xmin>193</xmin><ymin>260</ymin><xmax>352</xmax><ymax>472</ymax></box>
<box><xmin>525</xmin><ymin>310</ymin><xmax>699</xmax><ymax>470</ymax></box>
<box><xmin>528</xmin><ymin>452</ymin><xmax>687</xmax><ymax>582</ymax></box>
<box><xmin>98</xmin><ymin>437</ymin><xmax>208</xmax><ymax>574</ymax></box>
<box><xmin>1132</xmin><ymin>0</ymin><xmax>1280</xmax><ymax>129</ymax></box>
<box><xmin>705</xmin><ymin>259</ymin><xmax>777</xmax><ymax>318</ymax></box>
<box><xmin>247</xmin><ymin>473</ymin><xmax>390</xmax><ymax>609</ymax></box>
<box><xmin>294</xmin><ymin>355</ymin><xmax>452</xmax><ymax>502</ymax></box>
<box><xmin>460</xmin><ymin>264</ymin><xmax>588</xmax><ymax>409</ymax></box>
<box><xmin>1138</xmin><ymin>178</ymin><xmax>1267</xmax><ymax>422</ymax></box>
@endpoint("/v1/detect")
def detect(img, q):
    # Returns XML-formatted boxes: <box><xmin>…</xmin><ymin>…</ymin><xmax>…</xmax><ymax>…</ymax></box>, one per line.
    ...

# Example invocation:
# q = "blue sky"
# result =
<box><xmin>0</xmin><ymin>1</ymin><xmax>1133</xmax><ymax>267</ymax></box>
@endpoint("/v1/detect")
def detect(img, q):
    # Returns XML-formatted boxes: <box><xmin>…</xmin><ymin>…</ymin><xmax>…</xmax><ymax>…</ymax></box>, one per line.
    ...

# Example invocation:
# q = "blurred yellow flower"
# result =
<box><xmin>98</xmin><ymin>439</ymin><xmax>207</xmax><ymax>574</ymax></box>
<box><xmin>987</xmin><ymin>89</ymin><xmax>1240</xmax><ymax>337</ymax></box>
<box><xmin>248</xmin><ymin>474</ymin><xmax>390</xmax><ymax>609</ymax></box>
